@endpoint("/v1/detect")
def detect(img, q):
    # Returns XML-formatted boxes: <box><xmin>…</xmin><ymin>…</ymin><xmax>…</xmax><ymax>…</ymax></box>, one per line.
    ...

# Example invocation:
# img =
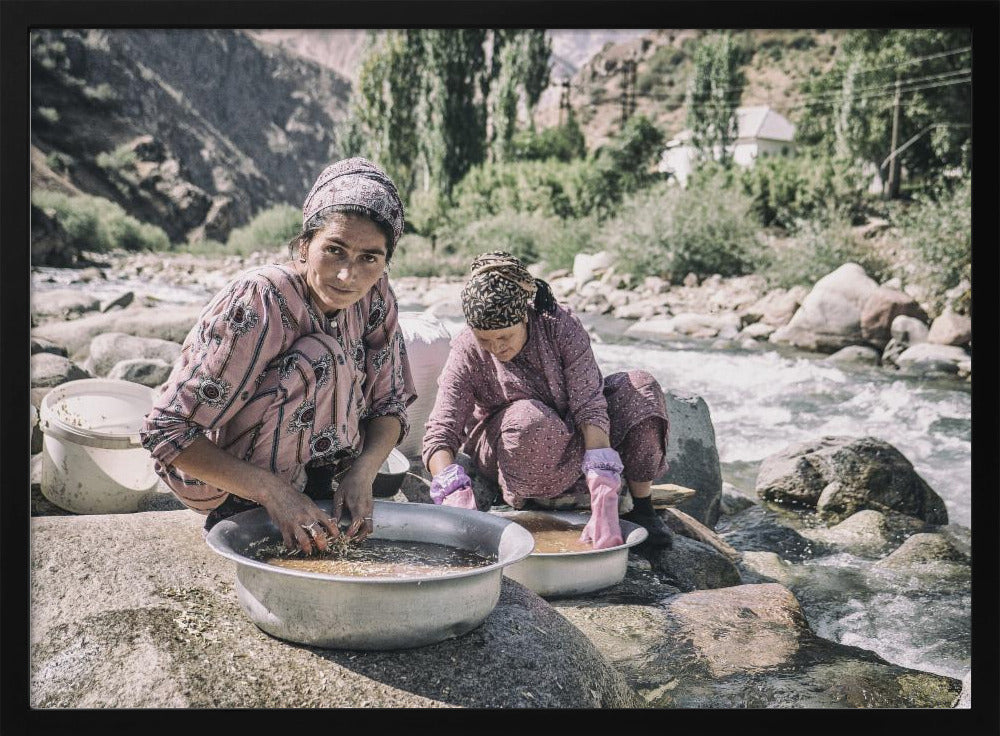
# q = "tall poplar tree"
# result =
<box><xmin>684</xmin><ymin>32</ymin><xmax>743</xmax><ymax>167</ymax></box>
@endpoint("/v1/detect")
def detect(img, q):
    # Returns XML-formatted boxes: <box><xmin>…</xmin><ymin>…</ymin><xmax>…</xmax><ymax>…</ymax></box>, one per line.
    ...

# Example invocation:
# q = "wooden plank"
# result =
<box><xmin>649</xmin><ymin>483</ymin><xmax>698</xmax><ymax>508</ymax></box>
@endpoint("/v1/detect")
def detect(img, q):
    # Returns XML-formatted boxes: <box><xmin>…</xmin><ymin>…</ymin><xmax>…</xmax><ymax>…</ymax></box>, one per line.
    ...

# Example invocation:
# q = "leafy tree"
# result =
<box><xmin>795</xmin><ymin>29</ymin><xmax>971</xmax><ymax>195</ymax></box>
<box><xmin>583</xmin><ymin>115</ymin><xmax>665</xmax><ymax>219</ymax></box>
<box><xmin>511</xmin><ymin>114</ymin><xmax>586</xmax><ymax>163</ymax></box>
<box><xmin>684</xmin><ymin>32</ymin><xmax>743</xmax><ymax>167</ymax></box>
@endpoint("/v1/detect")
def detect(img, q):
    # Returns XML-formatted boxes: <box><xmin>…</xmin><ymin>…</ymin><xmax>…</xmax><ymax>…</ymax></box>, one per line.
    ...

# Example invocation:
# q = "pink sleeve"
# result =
<box><xmin>557</xmin><ymin>309</ymin><xmax>610</xmax><ymax>435</ymax></box>
<box><xmin>361</xmin><ymin>275</ymin><xmax>417</xmax><ymax>445</ymax></box>
<box><xmin>140</xmin><ymin>276</ymin><xmax>290</xmax><ymax>467</ymax></box>
<box><xmin>421</xmin><ymin>334</ymin><xmax>476</xmax><ymax>470</ymax></box>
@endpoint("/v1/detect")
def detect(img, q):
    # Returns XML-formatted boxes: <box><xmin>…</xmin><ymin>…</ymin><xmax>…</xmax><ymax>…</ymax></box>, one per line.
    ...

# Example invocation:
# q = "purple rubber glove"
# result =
<box><xmin>429</xmin><ymin>464</ymin><xmax>476</xmax><ymax>508</ymax></box>
<box><xmin>580</xmin><ymin>448</ymin><xmax>625</xmax><ymax>549</ymax></box>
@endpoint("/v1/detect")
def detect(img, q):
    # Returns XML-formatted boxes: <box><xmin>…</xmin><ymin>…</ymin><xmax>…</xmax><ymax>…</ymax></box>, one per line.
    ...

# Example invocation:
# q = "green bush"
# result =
<box><xmin>739</xmin><ymin>153</ymin><xmax>869</xmax><ymax>230</ymax></box>
<box><xmin>602</xmin><ymin>179</ymin><xmax>762</xmax><ymax>283</ymax></box>
<box><xmin>95</xmin><ymin>144</ymin><xmax>137</xmax><ymax>173</ymax></box>
<box><xmin>31</xmin><ymin>190</ymin><xmax>170</xmax><ymax>253</ymax></box>
<box><xmin>225</xmin><ymin>204</ymin><xmax>301</xmax><ymax>255</ymax></box>
<box><xmin>389</xmin><ymin>234</ymin><xmax>468</xmax><ymax>278</ymax></box>
<box><xmin>897</xmin><ymin>176</ymin><xmax>971</xmax><ymax>313</ymax></box>
<box><xmin>760</xmin><ymin>212</ymin><xmax>891</xmax><ymax>289</ymax></box>
<box><xmin>511</xmin><ymin>118</ymin><xmax>586</xmax><ymax>163</ymax></box>
<box><xmin>436</xmin><ymin>209</ymin><xmax>595</xmax><ymax>273</ymax></box>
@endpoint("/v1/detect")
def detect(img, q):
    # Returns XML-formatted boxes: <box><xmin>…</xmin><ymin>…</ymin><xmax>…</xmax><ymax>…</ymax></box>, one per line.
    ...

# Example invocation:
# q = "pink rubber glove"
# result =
<box><xmin>579</xmin><ymin>448</ymin><xmax>625</xmax><ymax>549</ymax></box>
<box><xmin>430</xmin><ymin>464</ymin><xmax>477</xmax><ymax>509</ymax></box>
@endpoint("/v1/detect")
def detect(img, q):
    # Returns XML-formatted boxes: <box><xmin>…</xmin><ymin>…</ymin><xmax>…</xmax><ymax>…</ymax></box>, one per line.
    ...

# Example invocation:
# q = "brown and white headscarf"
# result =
<box><xmin>461</xmin><ymin>251</ymin><xmax>556</xmax><ymax>330</ymax></box>
<box><xmin>301</xmin><ymin>157</ymin><xmax>405</xmax><ymax>249</ymax></box>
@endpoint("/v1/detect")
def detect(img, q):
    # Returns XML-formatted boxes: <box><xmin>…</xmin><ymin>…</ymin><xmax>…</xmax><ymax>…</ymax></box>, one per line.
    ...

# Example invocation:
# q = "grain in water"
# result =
<box><xmin>511</xmin><ymin>512</ymin><xmax>595</xmax><ymax>554</ymax></box>
<box><xmin>249</xmin><ymin>535</ymin><xmax>496</xmax><ymax>578</ymax></box>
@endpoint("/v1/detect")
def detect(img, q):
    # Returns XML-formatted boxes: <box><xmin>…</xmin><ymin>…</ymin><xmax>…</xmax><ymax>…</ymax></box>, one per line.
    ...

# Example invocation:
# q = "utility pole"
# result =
<box><xmin>558</xmin><ymin>79</ymin><xmax>571</xmax><ymax>126</ymax></box>
<box><xmin>619</xmin><ymin>55</ymin><xmax>637</xmax><ymax>130</ymax></box>
<box><xmin>887</xmin><ymin>77</ymin><xmax>902</xmax><ymax>199</ymax></box>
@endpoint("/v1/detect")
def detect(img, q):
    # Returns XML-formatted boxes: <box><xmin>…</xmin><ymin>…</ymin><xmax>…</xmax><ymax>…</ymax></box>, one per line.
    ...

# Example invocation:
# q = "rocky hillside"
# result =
<box><xmin>535</xmin><ymin>29</ymin><xmax>845</xmax><ymax>150</ymax></box>
<box><xmin>30</xmin><ymin>29</ymin><xmax>352</xmax><ymax>244</ymax></box>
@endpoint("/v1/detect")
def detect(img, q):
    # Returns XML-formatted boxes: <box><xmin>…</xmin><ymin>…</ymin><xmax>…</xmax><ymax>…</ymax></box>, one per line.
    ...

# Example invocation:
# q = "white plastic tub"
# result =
<box><xmin>38</xmin><ymin>378</ymin><xmax>161</xmax><ymax>514</ymax></box>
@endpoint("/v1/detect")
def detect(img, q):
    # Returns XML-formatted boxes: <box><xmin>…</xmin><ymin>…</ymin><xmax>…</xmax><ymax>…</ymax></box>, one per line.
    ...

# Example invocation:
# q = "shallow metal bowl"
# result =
<box><xmin>205</xmin><ymin>499</ymin><xmax>535</xmax><ymax>650</ymax></box>
<box><xmin>372</xmin><ymin>447</ymin><xmax>409</xmax><ymax>497</ymax></box>
<box><xmin>496</xmin><ymin>510</ymin><xmax>648</xmax><ymax>598</ymax></box>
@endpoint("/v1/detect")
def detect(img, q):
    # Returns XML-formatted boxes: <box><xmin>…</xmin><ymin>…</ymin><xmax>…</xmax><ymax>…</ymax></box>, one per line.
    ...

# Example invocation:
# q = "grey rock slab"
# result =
<box><xmin>30</xmin><ymin>352</ymin><xmax>93</xmax><ymax>388</ymax></box>
<box><xmin>30</xmin><ymin>336</ymin><xmax>68</xmax><ymax>357</ymax></box>
<box><xmin>555</xmin><ymin>582</ymin><xmax>961</xmax><ymax>708</ymax></box>
<box><xmin>799</xmin><ymin>509</ymin><xmax>896</xmax><ymax>558</ymax></box>
<box><xmin>643</xmin><ymin>535</ymin><xmax>742</xmax><ymax>592</ymax></box>
<box><xmin>656</xmin><ymin>390</ymin><xmax>723</xmax><ymax>528</ymax></box>
<box><xmin>895</xmin><ymin>343</ymin><xmax>969</xmax><ymax>375</ymax></box>
<box><xmin>824</xmin><ymin>345</ymin><xmax>881</xmax><ymax>365</ymax></box>
<box><xmin>106</xmin><ymin>358</ymin><xmax>175</xmax><ymax>388</ymax></box>
<box><xmin>84</xmin><ymin>332</ymin><xmax>182</xmax><ymax>377</ymax></box>
<box><xmin>30</xmin><ymin>511</ymin><xmax>640</xmax><ymax>708</ymax></box>
<box><xmin>755</xmin><ymin>435</ymin><xmax>948</xmax><ymax>525</ymax></box>
<box><xmin>31</xmin><ymin>289</ymin><xmax>101</xmax><ymax>321</ymax></box>
<box><xmin>32</xmin><ymin>305</ymin><xmax>204</xmax><ymax>359</ymax></box>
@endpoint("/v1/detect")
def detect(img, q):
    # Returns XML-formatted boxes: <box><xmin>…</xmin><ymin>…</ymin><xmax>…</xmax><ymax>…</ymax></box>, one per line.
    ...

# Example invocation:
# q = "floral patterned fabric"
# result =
<box><xmin>421</xmin><ymin>303</ymin><xmax>669</xmax><ymax>507</ymax></box>
<box><xmin>141</xmin><ymin>263</ymin><xmax>416</xmax><ymax>513</ymax></box>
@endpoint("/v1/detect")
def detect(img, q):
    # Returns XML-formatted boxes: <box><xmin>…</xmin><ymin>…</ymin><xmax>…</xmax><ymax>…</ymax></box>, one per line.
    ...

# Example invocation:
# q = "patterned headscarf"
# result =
<box><xmin>461</xmin><ymin>251</ymin><xmax>547</xmax><ymax>330</ymax></box>
<box><xmin>301</xmin><ymin>157</ymin><xmax>405</xmax><ymax>250</ymax></box>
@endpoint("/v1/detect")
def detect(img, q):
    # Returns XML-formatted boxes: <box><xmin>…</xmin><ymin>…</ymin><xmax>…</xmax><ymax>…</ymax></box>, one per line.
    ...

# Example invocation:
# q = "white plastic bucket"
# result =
<box><xmin>38</xmin><ymin>378</ymin><xmax>161</xmax><ymax>514</ymax></box>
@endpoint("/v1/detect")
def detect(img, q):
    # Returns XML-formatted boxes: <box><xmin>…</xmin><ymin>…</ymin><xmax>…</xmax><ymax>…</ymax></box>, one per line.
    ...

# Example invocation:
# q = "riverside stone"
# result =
<box><xmin>746</xmin><ymin>285</ymin><xmax>810</xmax><ymax>327</ymax></box>
<box><xmin>824</xmin><ymin>345</ymin><xmax>881</xmax><ymax>365</ymax></box>
<box><xmin>860</xmin><ymin>287</ymin><xmax>928</xmax><ymax>350</ymax></box>
<box><xmin>644</xmin><ymin>535</ymin><xmax>742</xmax><ymax>592</ymax></box>
<box><xmin>554</xmin><ymin>582</ymin><xmax>961</xmax><ymax>708</ymax></box>
<box><xmin>770</xmin><ymin>264</ymin><xmax>879</xmax><ymax>353</ymax></box>
<box><xmin>657</xmin><ymin>390</ymin><xmax>723</xmax><ymax>528</ymax></box>
<box><xmin>32</xmin><ymin>305</ymin><xmax>205</xmax><ymax>359</ymax></box>
<box><xmin>30</xmin><ymin>352</ymin><xmax>93</xmax><ymax>388</ymax></box>
<box><xmin>740</xmin><ymin>321</ymin><xmax>776</xmax><ymax>340</ymax></box>
<box><xmin>30</xmin><ymin>512</ymin><xmax>642</xmax><ymax>708</ymax></box>
<box><xmin>100</xmin><ymin>291</ymin><xmax>135</xmax><ymax>312</ymax></box>
<box><xmin>927</xmin><ymin>309</ymin><xmax>972</xmax><ymax>348</ymax></box>
<box><xmin>106</xmin><ymin>358</ymin><xmax>175</xmax><ymax>388</ymax></box>
<box><xmin>573</xmin><ymin>251</ymin><xmax>614</xmax><ymax>289</ymax></box>
<box><xmin>874</xmin><ymin>533</ymin><xmax>969</xmax><ymax>569</ymax></box>
<box><xmin>895</xmin><ymin>343</ymin><xmax>969</xmax><ymax>375</ymax></box>
<box><xmin>756</xmin><ymin>436</ymin><xmax>948</xmax><ymax>525</ymax></box>
<box><xmin>84</xmin><ymin>332</ymin><xmax>183</xmax><ymax>378</ymax></box>
<box><xmin>30</xmin><ymin>336</ymin><xmax>68</xmax><ymax>357</ymax></box>
<box><xmin>799</xmin><ymin>509</ymin><xmax>895</xmax><ymax>558</ymax></box>
<box><xmin>31</xmin><ymin>289</ymin><xmax>101</xmax><ymax>321</ymax></box>
<box><xmin>890</xmin><ymin>314</ymin><xmax>930</xmax><ymax>346</ymax></box>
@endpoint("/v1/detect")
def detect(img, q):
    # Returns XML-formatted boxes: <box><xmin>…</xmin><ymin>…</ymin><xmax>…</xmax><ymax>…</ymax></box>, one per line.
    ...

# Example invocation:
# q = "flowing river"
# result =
<box><xmin>32</xmin><ymin>268</ymin><xmax>973</xmax><ymax>684</ymax></box>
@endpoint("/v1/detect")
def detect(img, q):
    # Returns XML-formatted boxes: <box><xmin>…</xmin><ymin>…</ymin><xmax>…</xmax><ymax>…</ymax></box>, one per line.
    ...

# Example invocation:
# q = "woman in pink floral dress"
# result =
<box><xmin>141</xmin><ymin>159</ymin><xmax>415</xmax><ymax>553</ymax></box>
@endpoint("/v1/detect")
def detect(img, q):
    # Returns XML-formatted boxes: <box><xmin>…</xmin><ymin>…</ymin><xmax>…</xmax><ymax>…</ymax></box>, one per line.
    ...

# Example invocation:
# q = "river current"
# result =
<box><xmin>32</xmin><ymin>269</ymin><xmax>973</xmax><ymax>683</ymax></box>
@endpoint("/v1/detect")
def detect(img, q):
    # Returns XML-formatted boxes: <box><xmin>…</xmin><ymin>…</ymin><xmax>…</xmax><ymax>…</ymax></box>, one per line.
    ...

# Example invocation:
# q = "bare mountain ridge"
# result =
<box><xmin>31</xmin><ymin>28</ymin><xmax>352</xmax><ymax>245</ymax></box>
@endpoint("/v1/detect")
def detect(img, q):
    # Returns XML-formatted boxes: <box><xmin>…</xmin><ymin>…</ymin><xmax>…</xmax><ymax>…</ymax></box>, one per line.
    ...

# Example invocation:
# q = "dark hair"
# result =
<box><xmin>287</xmin><ymin>206</ymin><xmax>397</xmax><ymax>263</ymax></box>
<box><xmin>533</xmin><ymin>278</ymin><xmax>557</xmax><ymax>314</ymax></box>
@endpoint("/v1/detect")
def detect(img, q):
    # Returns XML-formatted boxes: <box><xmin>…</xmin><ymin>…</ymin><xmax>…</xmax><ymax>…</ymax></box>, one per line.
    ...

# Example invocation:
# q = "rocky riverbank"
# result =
<box><xmin>28</xmin><ymin>251</ymin><xmax>971</xmax><ymax>708</ymax></box>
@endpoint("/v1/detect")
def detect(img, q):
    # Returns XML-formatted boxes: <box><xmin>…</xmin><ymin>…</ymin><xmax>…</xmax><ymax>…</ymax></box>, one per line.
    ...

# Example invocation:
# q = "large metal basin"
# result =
<box><xmin>206</xmin><ymin>499</ymin><xmax>534</xmax><ymax>650</ymax></box>
<box><xmin>497</xmin><ymin>510</ymin><xmax>648</xmax><ymax>598</ymax></box>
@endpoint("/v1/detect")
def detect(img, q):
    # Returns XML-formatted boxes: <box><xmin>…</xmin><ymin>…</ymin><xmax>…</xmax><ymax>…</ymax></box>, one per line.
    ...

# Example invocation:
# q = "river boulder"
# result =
<box><xmin>927</xmin><ymin>309</ymin><xmax>972</xmax><ymax>348</ymax></box>
<box><xmin>755</xmin><ymin>436</ymin><xmax>948</xmax><ymax>525</ymax></box>
<box><xmin>894</xmin><ymin>343</ymin><xmax>969</xmax><ymax>375</ymax></box>
<box><xmin>824</xmin><ymin>345</ymin><xmax>881</xmax><ymax>365</ymax></box>
<box><xmin>30</xmin><ymin>352</ymin><xmax>92</xmax><ymax>388</ymax></box>
<box><xmin>107</xmin><ymin>358</ymin><xmax>175</xmax><ymax>388</ymax></box>
<box><xmin>891</xmin><ymin>314</ymin><xmax>930</xmax><ymax>345</ymax></box>
<box><xmin>32</xmin><ymin>305</ymin><xmax>204</xmax><ymax>359</ymax></box>
<box><xmin>874</xmin><ymin>532</ymin><xmax>969</xmax><ymax>569</ymax></box>
<box><xmin>83</xmin><ymin>332</ymin><xmax>183</xmax><ymax>377</ymax></box>
<box><xmin>30</xmin><ymin>336</ymin><xmax>68</xmax><ymax>357</ymax></box>
<box><xmin>553</xmin><ymin>582</ymin><xmax>961</xmax><ymax>708</ymax></box>
<box><xmin>31</xmin><ymin>289</ymin><xmax>101</xmax><ymax>322</ymax></box>
<box><xmin>860</xmin><ymin>287</ymin><xmax>929</xmax><ymax>350</ymax></box>
<box><xmin>770</xmin><ymin>264</ymin><xmax>879</xmax><ymax>353</ymax></box>
<box><xmin>656</xmin><ymin>390</ymin><xmax>723</xmax><ymax>528</ymax></box>
<box><xmin>799</xmin><ymin>509</ymin><xmax>895</xmax><ymax>558</ymax></box>
<box><xmin>30</xmin><ymin>511</ymin><xmax>642</xmax><ymax>708</ymax></box>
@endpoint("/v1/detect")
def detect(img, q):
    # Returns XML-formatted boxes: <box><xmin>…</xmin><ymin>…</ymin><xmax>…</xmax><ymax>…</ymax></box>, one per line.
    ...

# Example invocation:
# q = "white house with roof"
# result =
<box><xmin>659</xmin><ymin>105</ymin><xmax>797</xmax><ymax>186</ymax></box>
